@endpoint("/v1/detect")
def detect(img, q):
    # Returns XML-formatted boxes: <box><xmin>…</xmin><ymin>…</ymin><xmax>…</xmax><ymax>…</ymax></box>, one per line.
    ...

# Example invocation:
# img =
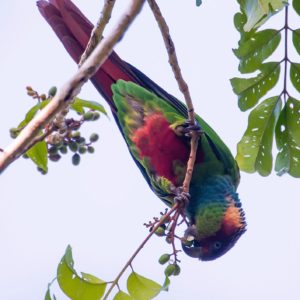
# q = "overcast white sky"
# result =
<box><xmin>1</xmin><ymin>1</ymin><xmax>299</xmax><ymax>300</ymax></box>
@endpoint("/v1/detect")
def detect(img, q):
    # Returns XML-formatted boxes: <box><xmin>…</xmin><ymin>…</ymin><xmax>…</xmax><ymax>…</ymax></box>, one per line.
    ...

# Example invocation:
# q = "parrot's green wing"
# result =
<box><xmin>126</xmin><ymin>63</ymin><xmax>240</xmax><ymax>189</ymax></box>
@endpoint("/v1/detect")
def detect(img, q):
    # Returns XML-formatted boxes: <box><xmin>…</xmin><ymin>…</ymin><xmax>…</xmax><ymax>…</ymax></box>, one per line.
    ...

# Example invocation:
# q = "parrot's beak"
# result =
<box><xmin>181</xmin><ymin>243</ymin><xmax>203</xmax><ymax>259</ymax></box>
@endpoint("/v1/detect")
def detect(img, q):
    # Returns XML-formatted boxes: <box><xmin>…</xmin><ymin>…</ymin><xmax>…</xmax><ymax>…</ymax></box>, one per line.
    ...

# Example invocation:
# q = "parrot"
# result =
<box><xmin>37</xmin><ymin>0</ymin><xmax>246</xmax><ymax>261</ymax></box>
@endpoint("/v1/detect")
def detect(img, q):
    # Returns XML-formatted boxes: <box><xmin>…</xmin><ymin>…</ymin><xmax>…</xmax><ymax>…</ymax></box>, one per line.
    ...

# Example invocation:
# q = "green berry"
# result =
<box><xmin>54</xmin><ymin>141</ymin><xmax>64</xmax><ymax>148</ymax></box>
<box><xmin>72</xmin><ymin>131</ymin><xmax>80</xmax><ymax>137</ymax></box>
<box><xmin>158</xmin><ymin>254</ymin><xmax>170</xmax><ymax>265</ymax></box>
<box><xmin>154</xmin><ymin>227</ymin><xmax>165</xmax><ymax>237</ymax></box>
<box><xmin>60</xmin><ymin>146</ymin><xmax>68</xmax><ymax>154</ymax></box>
<box><xmin>76</xmin><ymin>137</ymin><xmax>86</xmax><ymax>145</ymax></box>
<box><xmin>165</xmin><ymin>237</ymin><xmax>172</xmax><ymax>244</ymax></box>
<box><xmin>49</xmin><ymin>154</ymin><xmax>61</xmax><ymax>162</ymax></box>
<box><xmin>49</xmin><ymin>146</ymin><xmax>58</xmax><ymax>155</ymax></box>
<box><xmin>22</xmin><ymin>153</ymin><xmax>29</xmax><ymax>159</ymax></box>
<box><xmin>93</xmin><ymin>112</ymin><xmax>100</xmax><ymax>121</ymax></box>
<box><xmin>72</xmin><ymin>153</ymin><xmax>80</xmax><ymax>166</ymax></box>
<box><xmin>79</xmin><ymin>147</ymin><xmax>87</xmax><ymax>154</ymax></box>
<box><xmin>10</xmin><ymin>128</ymin><xmax>18</xmax><ymax>139</ymax></box>
<box><xmin>41</xmin><ymin>170</ymin><xmax>48</xmax><ymax>175</ymax></box>
<box><xmin>69</xmin><ymin>141</ymin><xmax>79</xmax><ymax>152</ymax></box>
<box><xmin>173</xmin><ymin>264</ymin><xmax>181</xmax><ymax>276</ymax></box>
<box><xmin>37</xmin><ymin>167</ymin><xmax>44</xmax><ymax>172</ymax></box>
<box><xmin>90</xmin><ymin>133</ymin><xmax>99</xmax><ymax>142</ymax></box>
<box><xmin>84</xmin><ymin>112</ymin><xmax>94</xmax><ymax>121</ymax></box>
<box><xmin>87</xmin><ymin>146</ymin><xmax>95</xmax><ymax>154</ymax></box>
<box><xmin>160</xmin><ymin>215</ymin><xmax>170</xmax><ymax>224</ymax></box>
<box><xmin>164</xmin><ymin>264</ymin><xmax>175</xmax><ymax>277</ymax></box>
<box><xmin>48</xmin><ymin>86</ymin><xmax>57</xmax><ymax>97</ymax></box>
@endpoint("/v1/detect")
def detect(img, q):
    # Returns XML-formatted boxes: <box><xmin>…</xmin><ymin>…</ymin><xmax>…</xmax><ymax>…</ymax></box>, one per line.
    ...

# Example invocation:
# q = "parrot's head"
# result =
<box><xmin>182</xmin><ymin>176</ymin><xmax>246</xmax><ymax>261</ymax></box>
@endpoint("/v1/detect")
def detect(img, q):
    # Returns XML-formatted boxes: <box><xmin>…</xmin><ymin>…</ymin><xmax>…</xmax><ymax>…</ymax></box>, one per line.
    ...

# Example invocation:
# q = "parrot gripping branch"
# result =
<box><xmin>0</xmin><ymin>0</ymin><xmax>146</xmax><ymax>173</ymax></box>
<box><xmin>147</xmin><ymin>0</ymin><xmax>199</xmax><ymax>194</ymax></box>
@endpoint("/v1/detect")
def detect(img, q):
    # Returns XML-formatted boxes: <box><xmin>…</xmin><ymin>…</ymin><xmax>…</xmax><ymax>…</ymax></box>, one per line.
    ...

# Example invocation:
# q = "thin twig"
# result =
<box><xmin>0</xmin><ymin>0</ymin><xmax>146</xmax><ymax>173</ymax></box>
<box><xmin>147</xmin><ymin>0</ymin><xmax>199</xmax><ymax>193</ymax></box>
<box><xmin>79</xmin><ymin>0</ymin><xmax>116</xmax><ymax>66</ymax></box>
<box><xmin>102</xmin><ymin>203</ymin><xmax>178</xmax><ymax>300</ymax></box>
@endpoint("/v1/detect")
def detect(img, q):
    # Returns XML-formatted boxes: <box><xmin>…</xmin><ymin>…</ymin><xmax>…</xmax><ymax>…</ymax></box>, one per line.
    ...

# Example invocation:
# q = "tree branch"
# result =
<box><xmin>102</xmin><ymin>203</ymin><xmax>179</xmax><ymax>300</ymax></box>
<box><xmin>49</xmin><ymin>0</ymin><xmax>117</xmax><ymax>145</ymax></box>
<box><xmin>147</xmin><ymin>0</ymin><xmax>199</xmax><ymax>193</ymax></box>
<box><xmin>0</xmin><ymin>0</ymin><xmax>146</xmax><ymax>174</ymax></box>
<box><xmin>79</xmin><ymin>0</ymin><xmax>116</xmax><ymax>67</ymax></box>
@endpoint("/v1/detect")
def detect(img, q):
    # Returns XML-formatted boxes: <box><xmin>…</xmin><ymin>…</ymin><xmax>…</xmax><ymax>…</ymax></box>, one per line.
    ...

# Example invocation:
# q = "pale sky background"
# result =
<box><xmin>0</xmin><ymin>1</ymin><xmax>299</xmax><ymax>300</ymax></box>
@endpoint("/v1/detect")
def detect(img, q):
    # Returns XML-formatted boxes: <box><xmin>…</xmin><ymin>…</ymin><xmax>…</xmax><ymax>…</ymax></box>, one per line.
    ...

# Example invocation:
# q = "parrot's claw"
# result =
<box><xmin>176</xmin><ymin>120</ymin><xmax>204</xmax><ymax>138</ymax></box>
<box><xmin>174</xmin><ymin>192</ymin><xmax>191</xmax><ymax>206</ymax></box>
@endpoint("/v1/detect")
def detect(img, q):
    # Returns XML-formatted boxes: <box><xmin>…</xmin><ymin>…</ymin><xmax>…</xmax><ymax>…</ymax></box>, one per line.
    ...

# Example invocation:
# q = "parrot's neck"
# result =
<box><xmin>186</xmin><ymin>176</ymin><xmax>241</xmax><ymax>238</ymax></box>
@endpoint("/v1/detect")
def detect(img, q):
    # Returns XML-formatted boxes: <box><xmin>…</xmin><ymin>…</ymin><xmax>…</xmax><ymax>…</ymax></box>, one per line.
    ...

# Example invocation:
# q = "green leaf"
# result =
<box><xmin>275</xmin><ymin>99</ymin><xmax>300</xmax><ymax>177</ymax></box>
<box><xmin>290</xmin><ymin>62</ymin><xmax>300</xmax><ymax>93</ymax></box>
<box><xmin>234</xmin><ymin>7</ymin><xmax>258</xmax><ymax>46</ymax></box>
<box><xmin>70</xmin><ymin>105</ymin><xmax>85</xmax><ymax>115</ymax></box>
<box><xmin>127</xmin><ymin>272</ymin><xmax>161</xmax><ymax>300</ymax></box>
<box><xmin>81</xmin><ymin>273</ymin><xmax>106</xmax><ymax>284</ymax></box>
<box><xmin>44</xmin><ymin>277</ymin><xmax>57</xmax><ymax>300</ymax></box>
<box><xmin>25</xmin><ymin>99</ymin><xmax>51</xmax><ymax>123</ymax></box>
<box><xmin>45</xmin><ymin>289</ymin><xmax>52</xmax><ymax>300</ymax></box>
<box><xmin>236</xmin><ymin>96</ymin><xmax>282</xmax><ymax>176</ymax></box>
<box><xmin>239</xmin><ymin>0</ymin><xmax>288</xmax><ymax>32</ymax></box>
<box><xmin>292</xmin><ymin>29</ymin><xmax>300</xmax><ymax>55</ymax></box>
<box><xmin>27</xmin><ymin>131</ymin><xmax>48</xmax><ymax>172</ymax></box>
<box><xmin>293</xmin><ymin>0</ymin><xmax>300</xmax><ymax>15</ymax></box>
<box><xmin>113</xmin><ymin>291</ymin><xmax>134</xmax><ymax>300</ymax></box>
<box><xmin>161</xmin><ymin>276</ymin><xmax>170</xmax><ymax>292</ymax></box>
<box><xmin>17</xmin><ymin>120</ymin><xmax>48</xmax><ymax>171</ymax></box>
<box><xmin>57</xmin><ymin>245</ymin><xmax>107</xmax><ymax>300</ymax></box>
<box><xmin>285</xmin><ymin>97</ymin><xmax>300</xmax><ymax>145</ymax></box>
<box><xmin>72</xmin><ymin>98</ymin><xmax>107</xmax><ymax>116</ymax></box>
<box><xmin>230</xmin><ymin>62</ymin><xmax>281</xmax><ymax>111</ymax></box>
<box><xmin>233</xmin><ymin>29</ymin><xmax>281</xmax><ymax>74</ymax></box>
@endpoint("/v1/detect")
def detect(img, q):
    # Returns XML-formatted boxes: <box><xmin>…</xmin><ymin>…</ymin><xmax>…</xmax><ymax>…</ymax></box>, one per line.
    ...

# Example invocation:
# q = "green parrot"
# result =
<box><xmin>37</xmin><ymin>0</ymin><xmax>246</xmax><ymax>261</ymax></box>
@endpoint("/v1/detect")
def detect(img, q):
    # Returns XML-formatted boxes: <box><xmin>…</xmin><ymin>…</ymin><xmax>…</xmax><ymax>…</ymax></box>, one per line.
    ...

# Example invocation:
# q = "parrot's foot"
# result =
<box><xmin>174</xmin><ymin>192</ymin><xmax>191</xmax><ymax>206</ymax></box>
<box><xmin>176</xmin><ymin>120</ymin><xmax>204</xmax><ymax>138</ymax></box>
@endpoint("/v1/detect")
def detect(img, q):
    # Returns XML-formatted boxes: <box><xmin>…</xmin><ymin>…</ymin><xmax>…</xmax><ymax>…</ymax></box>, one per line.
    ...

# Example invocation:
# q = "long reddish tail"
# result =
<box><xmin>37</xmin><ymin>0</ymin><xmax>145</xmax><ymax>113</ymax></box>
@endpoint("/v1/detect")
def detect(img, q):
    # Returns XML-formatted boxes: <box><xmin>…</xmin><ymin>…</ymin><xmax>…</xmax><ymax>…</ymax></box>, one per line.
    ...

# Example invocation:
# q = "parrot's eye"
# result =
<box><xmin>214</xmin><ymin>242</ymin><xmax>222</xmax><ymax>249</ymax></box>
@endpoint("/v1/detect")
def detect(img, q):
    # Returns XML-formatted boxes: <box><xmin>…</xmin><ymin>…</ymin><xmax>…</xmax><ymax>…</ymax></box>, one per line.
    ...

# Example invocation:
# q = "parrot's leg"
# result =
<box><xmin>176</xmin><ymin>120</ymin><xmax>204</xmax><ymax>138</ymax></box>
<box><xmin>170</xmin><ymin>185</ymin><xmax>191</xmax><ymax>206</ymax></box>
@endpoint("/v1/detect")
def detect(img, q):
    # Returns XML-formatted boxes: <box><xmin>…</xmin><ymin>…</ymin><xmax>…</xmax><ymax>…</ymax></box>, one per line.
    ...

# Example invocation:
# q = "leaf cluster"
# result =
<box><xmin>45</xmin><ymin>246</ymin><xmax>171</xmax><ymax>300</ymax></box>
<box><xmin>231</xmin><ymin>0</ymin><xmax>300</xmax><ymax>177</ymax></box>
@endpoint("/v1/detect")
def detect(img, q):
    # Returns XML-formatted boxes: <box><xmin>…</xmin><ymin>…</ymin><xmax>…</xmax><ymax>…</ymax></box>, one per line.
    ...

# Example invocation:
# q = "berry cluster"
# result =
<box><xmin>9</xmin><ymin>86</ymin><xmax>102</xmax><ymax>175</ymax></box>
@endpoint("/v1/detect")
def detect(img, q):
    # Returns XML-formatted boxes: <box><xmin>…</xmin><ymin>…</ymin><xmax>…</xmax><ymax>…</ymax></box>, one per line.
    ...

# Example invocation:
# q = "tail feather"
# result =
<box><xmin>37</xmin><ymin>0</ymin><xmax>144</xmax><ymax>113</ymax></box>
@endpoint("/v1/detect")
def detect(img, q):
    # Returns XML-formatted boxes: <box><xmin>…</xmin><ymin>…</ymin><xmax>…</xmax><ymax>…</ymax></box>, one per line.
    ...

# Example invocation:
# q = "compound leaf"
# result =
<box><xmin>236</xmin><ymin>96</ymin><xmax>282</xmax><ymax>176</ymax></box>
<box><xmin>231</xmin><ymin>62</ymin><xmax>280</xmax><ymax>111</ymax></box>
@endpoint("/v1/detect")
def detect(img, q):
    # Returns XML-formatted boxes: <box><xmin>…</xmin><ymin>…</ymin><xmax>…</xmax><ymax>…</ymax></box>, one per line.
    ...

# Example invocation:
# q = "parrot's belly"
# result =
<box><xmin>131</xmin><ymin>112</ymin><xmax>201</xmax><ymax>186</ymax></box>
